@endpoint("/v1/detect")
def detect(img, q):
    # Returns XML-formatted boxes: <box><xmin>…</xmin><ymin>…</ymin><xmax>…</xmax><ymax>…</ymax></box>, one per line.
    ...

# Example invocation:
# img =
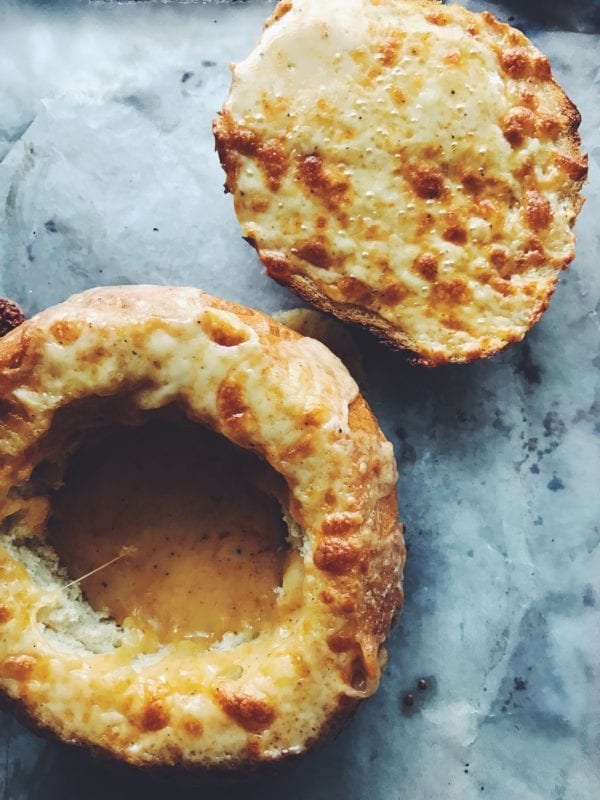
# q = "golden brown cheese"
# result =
<box><xmin>214</xmin><ymin>0</ymin><xmax>587</xmax><ymax>365</ymax></box>
<box><xmin>0</xmin><ymin>286</ymin><xmax>404</xmax><ymax>770</ymax></box>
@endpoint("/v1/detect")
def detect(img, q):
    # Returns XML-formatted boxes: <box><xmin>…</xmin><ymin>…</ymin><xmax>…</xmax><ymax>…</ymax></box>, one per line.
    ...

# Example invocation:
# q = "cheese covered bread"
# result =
<box><xmin>0</xmin><ymin>286</ymin><xmax>404</xmax><ymax>770</ymax></box>
<box><xmin>214</xmin><ymin>0</ymin><xmax>587</xmax><ymax>365</ymax></box>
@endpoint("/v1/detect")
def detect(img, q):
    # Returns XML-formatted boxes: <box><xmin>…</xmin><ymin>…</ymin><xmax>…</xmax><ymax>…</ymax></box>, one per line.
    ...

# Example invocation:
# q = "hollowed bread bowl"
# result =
<box><xmin>0</xmin><ymin>285</ymin><xmax>405</xmax><ymax>770</ymax></box>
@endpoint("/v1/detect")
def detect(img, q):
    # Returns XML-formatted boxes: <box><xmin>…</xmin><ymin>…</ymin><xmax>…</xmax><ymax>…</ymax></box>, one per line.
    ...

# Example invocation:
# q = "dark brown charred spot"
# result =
<box><xmin>416</xmin><ymin>212</ymin><xmax>435</xmax><ymax>236</ymax></box>
<box><xmin>461</xmin><ymin>171</ymin><xmax>484</xmax><ymax>197</ymax></box>
<box><xmin>251</xmin><ymin>199</ymin><xmax>270</xmax><ymax>214</ymax></box>
<box><xmin>217</xmin><ymin>379</ymin><xmax>248</xmax><ymax>424</ymax></box>
<box><xmin>213</xmin><ymin>113</ymin><xmax>252</xmax><ymax>193</ymax></box>
<box><xmin>442</xmin><ymin>211</ymin><xmax>468</xmax><ymax>245</ymax></box>
<box><xmin>293</xmin><ymin>653</ymin><xmax>310</xmax><ymax>678</ymax></box>
<box><xmin>482</xmin><ymin>10</ymin><xmax>506</xmax><ymax>32</ymax></box>
<box><xmin>139</xmin><ymin>700</ymin><xmax>170</xmax><ymax>732</ymax></box>
<box><xmin>81</xmin><ymin>347</ymin><xmax>109</xmax><ymax>365</ymax></box>
<box><xmin>259</xmin><ymin>141</ymin><xmax>290</xmax><ymax>191</ymax></box>
<box><xmin>215</xmin><ymin>689</ymin><xmax>275</xmax><ymax>733</ymax></box>
<box><xmin>261</xmin><ymin>251</ymin><xmax>292</xmax><ymax>280</ymax></box>
<box><xmin>490</xmin><ymin>277</ymin><xmax>517</xmax><ymax>296</ymax></box>
<box><xmin>502</xmin><ymin>107</ymin><xmax>536</xmax><ymax>147</ymax></box>
<box><xmin>322</xmin><ymin>513</ymin><xmax>361</xmax><ymax>537</ymax></box>
<box><xmin>49</xmin><ymin>321</ymin><xmax>82</xmax><ymax>345</ymax></box>
<box><xmin>499</xmin><ymin>43</ymin><xmax>550</xmax><ymax>82</ymax></box>
<box><xmin>338</xmin><ymin>276</ymin><xmax>373</xmax><ymax>304</ymax></box>
<box><xmin>390</xmin><ymin>86</ymin><xmax>406</xmax><ymax>106</ymax></box>
<box><xmin>514</xmin><ymin>237</ymin><xmax>547</xmax><ymax>270</ymax></box>
<box><xmin>313</xmin><ymin>538</ymin><xmax>360</xmax><ymax>574</ymax></box>
<box><xmin>320</xmin><ymin>589</ymin><xmax>335</xmax><ymax>605</ymax></box>
<box><xmin>364</xmin><ymin>224</ymin><xmax>382</xmax><ymax>241</ymax></box>
<box><xmin>441</xmin><ymin>314</ymin><xmax>467</xmax><ymax>331</ymax></box>
<box><xmin>339</xmin><ymin>594</ymin><xmax>358</xmax><ymax>613</ymax></box>
<box><xmin>324</xmin><ymin>489</ymin><xmax>336</xmax><ymax>508</ymax></box>
<box><xmin>327</xmin><ymin>630</ymin><xmax>355</xmax><ymax>653</ymax></box>
<box><xmin>553</xmin><ymin>152</ymin><xmax>588</xmax><ymax>182</ymax></box>
<box><xmin>303</xmin><ymin>407</ymin><xmax>328</xmax><ymax>427</ymax></box>
<box><xmin>405</xmin><ymin>163</ymin><xmax>445</xmax><ymax>199</ymax></box>
<box><xmin>423</xmin><ymin>144</ymin><xmax>443</xmax><ymax>160</ymax></box>
<box><xmin>202</xmin><ymin>313</ymin><xmax>249</xmax><ymax>348</ymax></box>
<box><xmin>380</xmin><ymin>283</ymin><xmax>409</xmax><ymax>305</ymax></box>
<box><xmin>224</xmin><ymin>121</ymin><xmax>259</xmax><ymax>157</ymax></box>
<box><xmin>443</xmin><ymin>225</ymin><xmax>468</xmax><ymax>245</ymax></box>
<box><xmin>536</xmin><ymin>115</ymin><xmax>561</xmax><ymax>140</ymax></box>
<box><xmin>520</xmin><ymin>89</ymin><xmax>539</xmax><ymax>111</ymax></box>
<box><xmin>443</xmin><ymin>49</ymin><xmax>461</xmax><ymax>66</ymax></box>
<box><xmin>430</xmin><ymin>279</ymin><xmax>469</xmax><ymax>306</ymax></box>
<box><xmin>213</xmin><ymin>112</ymin><xmax>289</xmax><ymax>192</ymax></box>
<box><xmin>281</xmin><ymin>434</ymin><xmax>314</xmax><ymax>462</ymax></box>
<box><xmin>534</xmin><ymin>56</ymin><xmax>552</xmax><ymax>80</ymax></box>
<box><xmin>297</xmin><ymin>153</ymin><xmax>350</xmax><ymax>211</ymax></box>
<box><xmin>378</xmin><ymin>34</ymin><xmax>402</xmax><ymax>67</ymax></box>
<box><xmin>414</xmin><ymin>253</ymin><xmax>438</xmax><ymax>281</ymax></box>
<box><xmin>499</xmin><ymin>47</ymin><xmax>531</xmax><ymax>79</ymax></box>
<box><xmin>524</xmin><ymin>191</ymin><xmax>553</xmax><ymax>231</ymax></box>
<box><xmin>425</xmin><ymin>9</ymin><xmax>449</xmax><ymax>25</ymax></box>
<box><xmin>183</xmin><ymin>717</ymin><xmax>204</xmax><ymax>737</ymax></box>
<box><xmin>0</xmin><ymin>655</ymin><xmax>36</xmax><ymax>681</ymax></box>
<box><xmin>490</xmin><ymin>244</ymin><xmax>509</xmax><ymax>269</ymax></box>
<box><xmin>297</xmin><ymin>239</ymin><xmax>332</xmax><ymax>269</ymax></box>
<box><xmin>512</xmin><ymin>158</ymin><xmax>534</xmax><ymax>183</ymax></box>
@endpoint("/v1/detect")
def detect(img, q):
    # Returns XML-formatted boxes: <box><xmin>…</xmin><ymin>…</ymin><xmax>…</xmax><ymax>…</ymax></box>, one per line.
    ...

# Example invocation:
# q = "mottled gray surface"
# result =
<box><xmin>0</xmin><ymin>1</ymin><xmax>599</xmax><ymax>798</ymax></box>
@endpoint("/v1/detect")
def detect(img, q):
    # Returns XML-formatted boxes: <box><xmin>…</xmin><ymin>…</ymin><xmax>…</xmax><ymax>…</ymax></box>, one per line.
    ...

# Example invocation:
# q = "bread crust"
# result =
<box><xmin>0</xmin><ymin>286</ymin><xmax>404</xmax><ymax>770</ymax></box>
<box><xmin>214</xmin><ymin>0</ymin><xmax>587</xmax><ymax>366</ymax></box>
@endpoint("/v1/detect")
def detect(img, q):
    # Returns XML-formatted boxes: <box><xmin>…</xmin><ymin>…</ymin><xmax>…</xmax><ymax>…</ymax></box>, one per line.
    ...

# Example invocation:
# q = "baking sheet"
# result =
<box><xmin>0</xmin><ymin>1</ymin><xmax>599</xmax><ymax>798</ymax></box>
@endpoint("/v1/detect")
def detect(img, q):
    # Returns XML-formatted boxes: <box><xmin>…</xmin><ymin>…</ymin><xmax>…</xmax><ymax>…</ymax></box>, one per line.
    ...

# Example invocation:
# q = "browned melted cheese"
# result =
<box><xmin>214</xmin><ymin>0</ymin><xmax>587</xmax><ymax>364</ymax></box>
<box><xmin>49</xmin><ymin>422</ymin><xmax>288</xmax><ymax>645</ymax></box>
<box><xmin>0</xmin><ymin>286</ymin><xmax>403</xmax><ymax>768</ymax></box>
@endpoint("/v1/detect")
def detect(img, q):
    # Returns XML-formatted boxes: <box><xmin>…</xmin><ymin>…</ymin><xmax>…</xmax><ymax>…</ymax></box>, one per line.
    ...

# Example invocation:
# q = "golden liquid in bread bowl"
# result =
<box><xmin>49</xmin><ymin>419</ymin><xmax>292</xmax><ymax>647</ymax></box>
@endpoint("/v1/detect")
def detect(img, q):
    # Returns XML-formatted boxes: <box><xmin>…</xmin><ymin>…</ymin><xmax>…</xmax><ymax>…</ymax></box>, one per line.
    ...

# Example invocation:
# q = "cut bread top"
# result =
<box><xmin>214</xmin><ymin>0</ymin><xmax>587</xmax><ymax>365</ymax></box>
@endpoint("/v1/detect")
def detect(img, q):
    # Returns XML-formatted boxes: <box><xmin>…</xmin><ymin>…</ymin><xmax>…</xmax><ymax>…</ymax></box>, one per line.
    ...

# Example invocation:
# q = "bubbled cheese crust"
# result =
<box><xmin>0</xmin><ymin>286</ymin><xmax>404</xmax><ymax>770</ymax></box>
<box><xmin>214</xmin><ymin>0</ymin><xmax>587</xmax><ymax>365</ymax></box>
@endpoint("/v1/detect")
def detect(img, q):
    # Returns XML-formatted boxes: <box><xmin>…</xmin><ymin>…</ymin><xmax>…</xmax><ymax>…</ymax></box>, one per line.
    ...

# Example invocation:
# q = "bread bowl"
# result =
<box><xmin>0</xmin><ymin>285</ymin><xmax>404</xmax><ymax>770</ymax></box>
<box><xmin>214</xmin><ymin>0</ymin><xmax>587</xmax><ymax>365</ymax></box>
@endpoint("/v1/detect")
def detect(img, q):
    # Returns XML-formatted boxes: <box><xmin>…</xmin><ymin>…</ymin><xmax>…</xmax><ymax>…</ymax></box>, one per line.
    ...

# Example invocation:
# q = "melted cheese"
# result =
<box><xmin>0</xmin><ymin>286</ymin><xmax>404</xmax><ymax>768</ymax></box>
<box><xmin>216</xmin><ymin>0</ymin><xmax>586</xmax><ymax>363</ymax></box>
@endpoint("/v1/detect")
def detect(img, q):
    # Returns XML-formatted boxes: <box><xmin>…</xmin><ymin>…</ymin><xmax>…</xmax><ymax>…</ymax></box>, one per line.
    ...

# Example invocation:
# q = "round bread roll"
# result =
<box><xmin>214</xmin><ymin>0</ymin><xmax>587</xmax><ymax>365</ymax></box>
<box><xmin>0</xmin><ymin>286</ymin><xmax>404</xmax><ymax>770</ymax></box>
